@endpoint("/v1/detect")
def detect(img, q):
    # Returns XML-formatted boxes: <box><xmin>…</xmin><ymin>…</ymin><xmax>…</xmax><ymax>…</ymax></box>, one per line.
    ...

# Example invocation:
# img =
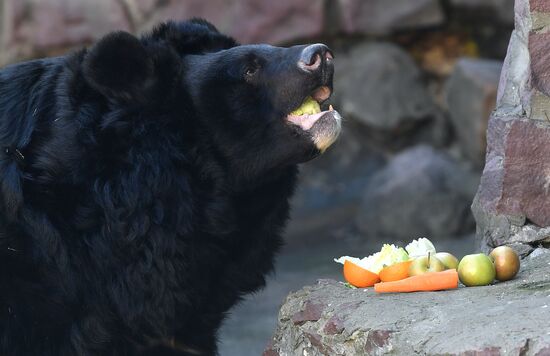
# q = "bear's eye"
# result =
<box><xmin>245</xmin><ymin>66</ymin><xmax>258</xmax><ymax>77</ymax></box>
<box><xmin>244</xmin><ymin>60</ymin><xmax>260</xmax><ymax>79</ymax></box>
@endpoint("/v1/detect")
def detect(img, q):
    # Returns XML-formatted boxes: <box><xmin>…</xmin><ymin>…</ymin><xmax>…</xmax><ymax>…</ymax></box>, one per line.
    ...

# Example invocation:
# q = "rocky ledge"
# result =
<box><xmin>265</xmin><ymin>249</ymin><xmax>550</xmax><ymax>356</ymax></box>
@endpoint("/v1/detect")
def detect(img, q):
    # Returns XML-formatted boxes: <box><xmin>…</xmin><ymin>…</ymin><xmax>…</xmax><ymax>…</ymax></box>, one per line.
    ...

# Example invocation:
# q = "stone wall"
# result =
<box><xmin>0</xmin><ymin>0</ymin><xmax>452</xmax><ymax>65</ymax></box>
<box><xmin>0</xmin><ymin>0</ymin><xmax>515</xmax><ymax>245</ymax></box>
<box><xmin>472</xmin><ymin>0</ymin><xmax>550</xmax><ymax>255</ymax></box>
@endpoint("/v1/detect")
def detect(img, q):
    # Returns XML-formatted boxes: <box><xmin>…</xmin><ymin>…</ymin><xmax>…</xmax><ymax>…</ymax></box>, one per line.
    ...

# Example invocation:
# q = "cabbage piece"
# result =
<box><xmin>405</xmin><ymin>238</ymin><xmax>436</xmax><ymax>258</ymax></box>
<box><xmin>333</xmin><ymin>255</ymin><xmax>374</xmax><ymax>271</ymax></box>
<box><xmin>290</xmin><ymin>96</ymin><xmax>321</xmax><ymax>116</ymax></box>
<box><xmin>334</xmin><ymin>244</ymin><xmax>410</xmax><ymax>274</ymax></box>
<box><xmin>373</xmin><ymin>244</ymin><xmax>410</xmax><ymax>270</ymax></box>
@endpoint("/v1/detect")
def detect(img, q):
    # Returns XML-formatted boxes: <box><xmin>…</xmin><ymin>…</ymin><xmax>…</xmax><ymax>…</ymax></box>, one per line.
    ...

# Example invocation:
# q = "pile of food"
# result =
<box><xmin>334</xmin><ymin>238</ymin><xmax>520</xmax><ymax>293</ymax></box>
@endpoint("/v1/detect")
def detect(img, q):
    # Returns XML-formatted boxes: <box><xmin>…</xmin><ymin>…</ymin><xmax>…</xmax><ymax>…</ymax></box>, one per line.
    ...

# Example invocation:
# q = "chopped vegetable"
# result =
<box><xmin>334</xmin><ymin>244</ymin><xmax>409</xmax><ymax>275</ymax></box>
<box><xmin>374</xmin><ymin>269</ymin><xmax>459</xmax><ymax>293</ymax></box>
<box><xmin>379</xmin><ymin>260</ymin><xmax>413</xmax><ymax>282</ymax></box>
<box><xmin>405</xmin><ymin>237</ymin><xmax>436</xmax><ymax>258</ymax></box>
<box><xmin>343</xmin><ymin>260</ymin><xmax>380</xmax><ymax>288</ymax></box>
<box><xmin>377</xmin><ymin>244</ymin><xmax>409</xmax><ymax>268</ymax></box>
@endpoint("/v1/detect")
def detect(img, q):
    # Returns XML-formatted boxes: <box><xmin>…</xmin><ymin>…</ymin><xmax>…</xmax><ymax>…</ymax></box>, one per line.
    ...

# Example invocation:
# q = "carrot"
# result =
<box><xmin>374</xmin><ymin>269</ymin><xmax>458</xmax><ymax>293</ymax></box>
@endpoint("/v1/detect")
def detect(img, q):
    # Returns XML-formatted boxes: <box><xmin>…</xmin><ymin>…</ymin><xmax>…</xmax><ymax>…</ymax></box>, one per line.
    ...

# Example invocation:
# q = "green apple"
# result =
<box><xmin>435</xmin><ymin>252</ymin><xmax>459</xmax><ymax>270</ymax></box>
<box><xmin>458</xmin><ymin>253</ymin><xmax>496</xmax><ymax>287</ymax></box>
<box><xmin>408</xmin><ymin>253</ymin><xmax>446</xmax><ymax>276</ymax></box>
<box><xmin>290</xmin><ymin>96</ymin><xmax>321</xmax><ymax>115</ymax></box>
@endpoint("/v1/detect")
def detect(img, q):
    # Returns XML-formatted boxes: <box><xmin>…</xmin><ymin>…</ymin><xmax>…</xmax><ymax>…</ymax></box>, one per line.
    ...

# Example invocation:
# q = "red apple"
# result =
<box><xmin>489</xmin><ymin>246</ymin><xmax>520</xmax><ymax>281</ymax></box>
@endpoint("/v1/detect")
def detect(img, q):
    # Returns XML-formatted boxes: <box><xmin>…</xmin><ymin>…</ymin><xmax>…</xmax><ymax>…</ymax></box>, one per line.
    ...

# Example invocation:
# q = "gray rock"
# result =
<box><xmin>446</xmin><ymin>58</ymin><xmax>502</xmax><ymax>167</ymax></box>
<box><xmin>336</xmin><ymin>0</ymin><xmax>445</xmax><ymax>35</ymax></box>
<box><xmin>289</xmin><ymin>121</ymin><xmax>385</xmax><ymax>236</ymax></box>
<box><xmin>266</xmin><ymin>252</ymin><xmax>550</xmax><ymax>355</ymax></box>
<box><xmin>356</xmin><ymin>145</ymin><xmax>479</xmax><ymax>240</ymax></box>
<box><xmin>450</xmin><ymin>0</ymin><xmax>515</xmax><ymax>24</ymax></box>
<box><xmin>528</xmin><ymin>247</ymin><xmax>550</xmax><ymax>259</ymax></box>
<box><xmin>495</xmin><ymin>30</ymin><xmax>530</xmax><ymax>117</ymax></box>
<box><xmin>333</xmin><ymin>42</ymin><xmax>442</xmax><ymax>142</ymax></box>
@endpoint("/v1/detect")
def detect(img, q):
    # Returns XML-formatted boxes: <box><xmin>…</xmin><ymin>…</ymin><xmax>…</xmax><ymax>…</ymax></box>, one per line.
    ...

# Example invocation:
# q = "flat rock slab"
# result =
<box><xmin>266</xmin><ymin>250</ymin><xmax>550</xmax><ymax>355</ymax></box>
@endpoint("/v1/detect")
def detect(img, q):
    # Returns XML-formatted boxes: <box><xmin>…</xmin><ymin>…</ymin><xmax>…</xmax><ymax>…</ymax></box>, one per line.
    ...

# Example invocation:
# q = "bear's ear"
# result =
<box><xmin>83</xmin><ymin>31</ymin><xmax>154</xmax><ymax>102</ymax></box>
<box><xmin>146</xmin><ymin>19</ymin><xmax>238</xmax><ymax>55</ymax></box>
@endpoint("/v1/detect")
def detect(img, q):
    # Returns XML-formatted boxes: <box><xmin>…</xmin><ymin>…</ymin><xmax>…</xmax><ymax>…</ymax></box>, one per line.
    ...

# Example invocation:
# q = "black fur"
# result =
<box><xmin>0</xmin><ymin>19</ymin><xmax>333</xmax><ymax>355</ymax></box>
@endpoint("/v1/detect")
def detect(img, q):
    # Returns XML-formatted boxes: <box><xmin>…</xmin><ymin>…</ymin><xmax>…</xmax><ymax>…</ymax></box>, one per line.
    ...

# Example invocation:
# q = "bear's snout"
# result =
<box><xmin>298</xmin><ymin>44</ymin><xmax>333</xmax><ymax>73</ymax></box>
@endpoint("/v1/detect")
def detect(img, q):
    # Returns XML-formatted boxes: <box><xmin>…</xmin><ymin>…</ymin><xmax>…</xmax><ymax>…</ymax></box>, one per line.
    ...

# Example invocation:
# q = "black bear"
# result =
<box><xmin>0</xmin><ymin>19</ymin><xmax>341</xmax><ymax>355</ymax></box>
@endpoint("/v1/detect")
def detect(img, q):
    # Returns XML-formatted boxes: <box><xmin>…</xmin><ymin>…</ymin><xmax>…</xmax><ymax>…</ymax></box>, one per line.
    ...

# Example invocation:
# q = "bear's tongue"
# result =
<box><xmin>286</xmin><ymin>105</ymin><xmax>335</xmax><ymax>130</ymax></box>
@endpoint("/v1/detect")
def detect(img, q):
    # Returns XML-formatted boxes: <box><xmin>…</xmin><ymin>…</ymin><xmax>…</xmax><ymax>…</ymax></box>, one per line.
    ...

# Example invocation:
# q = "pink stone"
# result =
<box><xmin>530</xmin><ymin>0</ymin><xmax>550</xmax><ymax>12</ymax></box>
<box><xmin>364</xmin><ymin>329</ymin><xmax>392</xmax><ymax>354</ymax></box>
<box><xmin>290</xmin><ymin>300</ymin><xmax>325</xmax><ymax>325</ymax></box>
<box><xmin>137</xmin><ymin>0</ymin><xmax>325</xmax><ymax>45</ymax></box>
<box><xmin>529</xmin><ymin>32</ymin><xmax>550</xmax><ymax>97</ymax></box>
<box><xmin>497</xmin><ymin>120</ymin><xmax>550</xmax><ymax>226</ymax></box>
<box><xmin>323</xmin><ymin>314</ymin><xmax>344</xmax><ymax>335</ymax></box>
<box><xmin>3</xmin><ymin>0</ymin><xmax>131</xmax><ymax>61</ymax></box>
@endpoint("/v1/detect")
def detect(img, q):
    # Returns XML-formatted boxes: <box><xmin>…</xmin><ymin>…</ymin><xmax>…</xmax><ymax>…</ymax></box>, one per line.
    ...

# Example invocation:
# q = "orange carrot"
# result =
<box><xmin>374</xmin><ymin>269</ymin><xmax>458</xmax><ymax>293</ymax></box>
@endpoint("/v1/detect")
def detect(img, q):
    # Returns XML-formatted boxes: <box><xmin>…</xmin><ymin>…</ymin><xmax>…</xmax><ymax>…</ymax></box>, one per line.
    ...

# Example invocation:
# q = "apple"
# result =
<box><xmin>408</xmin><ymin>253</ymin><xmax>446</xmax><ymax>276</ymax></box>
<box><xmin>435</xmin><ymin>252</ymin><xmax>459</xmax><ymax>270</ymax></box>
<box><xmin>489</xmin><ymin>246</ymin><xmax>520</xmax><ymax>281</ymax></box>
<box><xmin>458</xmin><ymin>253</ymin><xmax>496</xmax><ymax>287</ymax></box>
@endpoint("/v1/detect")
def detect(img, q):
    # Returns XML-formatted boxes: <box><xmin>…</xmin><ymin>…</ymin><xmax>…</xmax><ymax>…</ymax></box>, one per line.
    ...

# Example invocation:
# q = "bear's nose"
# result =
<box><xmin>298</xmin><ymin>44</ymin><xmax>333</xmax><ymax>72</ymax></box>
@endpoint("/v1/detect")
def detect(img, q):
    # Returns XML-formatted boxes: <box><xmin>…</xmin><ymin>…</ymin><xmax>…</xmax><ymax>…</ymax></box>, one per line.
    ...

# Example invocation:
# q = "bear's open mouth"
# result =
<box><xmin>286</xmin><ymin>86</ymin><xmax>336</xmax><ymax>130</ymax></box>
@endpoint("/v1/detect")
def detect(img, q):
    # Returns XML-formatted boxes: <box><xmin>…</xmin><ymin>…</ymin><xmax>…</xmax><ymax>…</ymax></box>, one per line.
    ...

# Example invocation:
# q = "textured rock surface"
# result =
<box><xmin>356</xmin><ymin>145</ymin><xmax>478</xmax><ymax>240</ymax></box>
<box><xmin>473</xmin><ymin>0</ymin><xmax>550</xmax><ymax>252</ymax></box>
<box><xmin>337</xmin><ymin>0</ymin><xmax>444</xmax><ymax>35</ymax></box>
<box><xmin>446</xmin><ymin>58</ymin><xmax>502</xmax><ymax>167</ymax></box>
<box><xmin>266</xmin><ymin>250</ymin><xmax>550</xmax><ymax>355</ymax></box>
<box><xmin>333</xmin><ymin>42</ymin><xmax>442</xmax><ymax>144</ymax></box>
<box><xmin>473</xmin><ymin>117</ymin><xmax>550</xmax><ymax>253</ymax></box>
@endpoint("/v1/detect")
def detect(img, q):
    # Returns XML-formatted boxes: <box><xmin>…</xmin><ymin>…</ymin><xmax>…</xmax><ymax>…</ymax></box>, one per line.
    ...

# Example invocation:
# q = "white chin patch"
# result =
<box><xmin>286</xmin><ymin>111</ymin><xmax>327</xmax><ymax>130</ymax></box>
<box><xmin>286</xmin><ymin>105</ymin><xmax>335</xmax><ymax>130</ymax></box>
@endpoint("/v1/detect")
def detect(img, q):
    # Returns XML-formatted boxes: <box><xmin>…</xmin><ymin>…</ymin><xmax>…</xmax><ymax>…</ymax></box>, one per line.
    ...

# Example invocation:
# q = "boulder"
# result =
<box><xmin>336</xmin><ymin>0</ymin><xmax>445</xmax><ymax>35</ymax></box>
<box><xmin>472</xmin><ymin>117</ymin><xmax>550</xmax><ymax>253</ymax></box>
<box><xmin>333</xmin><ymin>42</ymin><xmax>446</xmax><ymax>148</ymax></box>
<box><xmin>445</xmin><ymin>58</ymin><xmax>502</xmax><ymax>167</ymax></box>
<box><xmin>356</xmin><ymin>145</ymin><xmax>479</xmax><ymax>240</ymax></box>
<box><xmin>1</xmin><ymin>0</ymin><xmax>132</xmax><ymax>65</ymax></box>
<box><xmin>473</xmin><ymin>0</ymin><xmax>550</xmax><ymax>252</ymax></box>
<box><xmin>266</xmin><ymin>251</ymin><xmax>550</xmax><ymax>355</ymax></box>
<box><xmin>449</xmin><ymin>0</ymin><xmax>515</xmax><ymax>24</ymax></box>
<box><xmin>135</xmin><ymin>0</ymin><xmax>325</xmax><ymax>45</ymax></box>
<box><xmin>289</xmin><ymin>121</ymin><xmax>385</xmax><ymax>236</ymax></box>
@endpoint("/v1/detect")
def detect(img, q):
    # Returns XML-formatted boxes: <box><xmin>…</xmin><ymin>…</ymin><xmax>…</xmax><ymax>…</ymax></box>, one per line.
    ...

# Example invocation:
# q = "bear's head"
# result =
<box><xmin>82</xmin><ymin>19</ymin><xmax>341</xmax><ymax>181</ymax></box>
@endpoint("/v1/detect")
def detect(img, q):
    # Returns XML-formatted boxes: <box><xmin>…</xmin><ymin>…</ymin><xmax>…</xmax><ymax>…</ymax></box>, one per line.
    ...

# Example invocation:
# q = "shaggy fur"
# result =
<box><xmin>0</xmin><ymin>19</ymin><xmax>335</xmax><ymax>355</ymax></box>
